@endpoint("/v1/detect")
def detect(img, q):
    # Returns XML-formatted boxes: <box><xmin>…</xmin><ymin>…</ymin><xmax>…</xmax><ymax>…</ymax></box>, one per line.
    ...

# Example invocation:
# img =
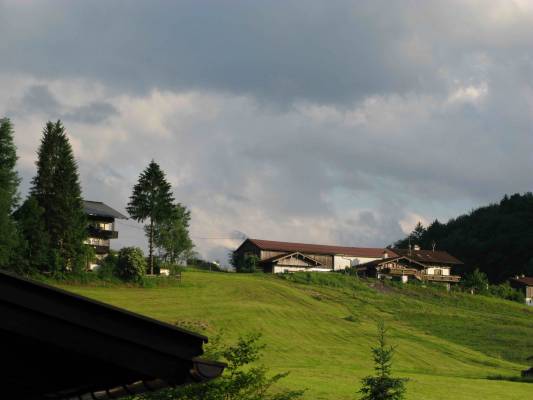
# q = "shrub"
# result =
<box><xmin>461</xmin><ymin>268</ymin><xmax>489</xmax><ymax>294</ymax></box>
<box><xmin>489</xmin><ymin>282</ymin><xmax>525</xmax><ymax>303</ymax></box>
<box><xmin>116</xmin><ymin>247</ymin><xmax>146</xmax><ymax>282</ymax></box>
<box><xmin>235</xmin><ymin>254</ymin><xmax>259</xmax><ymax>273</ymax></box>
<box><xmin>97</xmin><ymin>251</ymin><xmax>119</xmax><ymax>280</ymax></box>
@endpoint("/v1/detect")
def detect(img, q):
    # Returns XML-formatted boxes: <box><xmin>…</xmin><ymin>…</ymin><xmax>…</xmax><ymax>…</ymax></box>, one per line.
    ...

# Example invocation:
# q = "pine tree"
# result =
<box><xmin>127</xmin><ymin>160</ymin><xmax>174</xmax><ymax>274</ymax></box>
<box><xmin>13</xmin><ymin>196</ymin><xmax>50</xmax><ymax>274</ymax></box>
<box><xmin>358</xmin><ymin>322</ymin><xmax>407</xmax><ymax>400</ymax></box>
<box><xmin>0</xmin><ymin>118</ymin><xmax>20</xmax><ymax>268</ymax></box>
<box><xmin>30</xmin><ymin>121</ymin><xmax>87</xmax><ymax>273</ymax></box>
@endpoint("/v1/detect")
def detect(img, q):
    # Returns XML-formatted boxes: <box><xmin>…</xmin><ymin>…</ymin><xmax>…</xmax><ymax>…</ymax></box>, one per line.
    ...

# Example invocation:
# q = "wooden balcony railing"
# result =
<box><xmin>420</xmin><ymin>274</ymin><xmax>461</xmax><ymax>283</ymax></box>
<box><xmin>380</xmin><ymin>268</ymin><xmax>461</xmax><ymax>283</ymax></box>
<box><xmin>88</xmin><ymin>226</ymin><xmax>119</xmax><ymax>239</ymax></box>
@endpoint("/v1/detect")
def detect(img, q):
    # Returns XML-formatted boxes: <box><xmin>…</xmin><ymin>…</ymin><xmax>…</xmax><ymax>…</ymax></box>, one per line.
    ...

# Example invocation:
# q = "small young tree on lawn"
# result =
<box><xmin>359</xmin><ymin>321</ymin><xmax>407</xmax><ymax>400</ymax></box>
<box><xmin>127</xmin><ymin>160</ymin><xmax>174</xmax><ymax>274</ymax></box>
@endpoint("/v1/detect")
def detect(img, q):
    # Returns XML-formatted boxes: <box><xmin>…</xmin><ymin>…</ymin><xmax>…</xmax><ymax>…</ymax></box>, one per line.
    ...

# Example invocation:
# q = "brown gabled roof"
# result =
<box><xmin>511</xmin><ymin>276</ymin><xmax>533</xmax><ymax>286</ymax></box>
<box><xmin>245</xmin><ymin>238</ymin><xmax>396</xmax><ymax>258</ymax></box>
<box><xmin>357</xmin><ymin>256</ymin><xmax>428</xmax><ymax>270</ymax></box>
<box><xmin>260</xmin><ymin>251</ymin><xmax>324</xmax><ymax>267</ymax></box>
<box><xmin>392</xmin><ymin>248</ymin><xmax>463</xmax><ymax>265</ymax></box>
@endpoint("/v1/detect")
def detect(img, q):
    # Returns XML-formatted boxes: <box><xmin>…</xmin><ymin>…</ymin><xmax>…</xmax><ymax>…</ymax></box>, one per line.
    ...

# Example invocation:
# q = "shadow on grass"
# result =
<box><xmin>487</xmin><ymin>375</ymin><xmax>533</xmax><ymax>384</ymax></box>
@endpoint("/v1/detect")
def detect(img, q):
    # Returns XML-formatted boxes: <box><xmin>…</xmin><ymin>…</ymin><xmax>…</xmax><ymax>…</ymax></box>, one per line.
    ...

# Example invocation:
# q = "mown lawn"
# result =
<box><xmin>57</xmin><ymin>271</ymin><xmax>533</xmax><ymax>400</ymax></box>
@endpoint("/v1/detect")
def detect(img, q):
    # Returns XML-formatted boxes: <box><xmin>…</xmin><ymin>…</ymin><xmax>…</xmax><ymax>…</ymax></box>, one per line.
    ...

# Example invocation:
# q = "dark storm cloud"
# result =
<box><xmin>15</xmin><ymin>85</ymin><xmax>60</xmax><ymax>116</ymax></box>
<box><xmin>9</xmin><ymin>84</ymin><xmax>118</xmax><ymax>123</ymax></box>
<box><xmin>0</xmin><ymin>0</ymin><xmax>449</xmax><ymax>104</ymax></box>
<box><xmin>63</xmin><ymin>102</ymin><xmax>118</xmax><ymax>124</ymax></box>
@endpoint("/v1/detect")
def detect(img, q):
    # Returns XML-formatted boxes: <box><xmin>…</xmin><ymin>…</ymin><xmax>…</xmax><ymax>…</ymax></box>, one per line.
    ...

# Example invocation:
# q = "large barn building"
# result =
<box><xmin>233</xmin><ymin>238</ymin><xmax>395</xmax><ymax>273</ymax></box>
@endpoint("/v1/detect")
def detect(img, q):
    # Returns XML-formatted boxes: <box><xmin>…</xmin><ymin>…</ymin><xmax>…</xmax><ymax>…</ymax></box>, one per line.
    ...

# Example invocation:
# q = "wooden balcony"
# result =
<box><xmin>88</xmin><ymin>226</ymin><xmax>119</xmax><ymax>239</ymax></box>
<box><xmin>380</xmin><ymin>268</ymin><xmax>461</xmax><ymax>283</ymax></box>
<box><xmin>93</xmin><ymin>245</ymin><xmax>111</xmax><ymax>255</ymax></box>
<box><xmin>383</xmin><ymin>268</ymin><xmax>419</xmax><ymax>276</ymax></box>
<box><xmin>420</xmin><ymin>274</ymin><xmax>461</xmax><ymax>283</ymax></box>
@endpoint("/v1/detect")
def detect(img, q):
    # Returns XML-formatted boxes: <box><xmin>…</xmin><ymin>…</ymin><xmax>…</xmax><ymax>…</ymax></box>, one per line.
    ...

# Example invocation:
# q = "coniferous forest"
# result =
<box><xmin>395</xmin><ymin>193</ymin><xmax>533</xmax><ymax>282</ymax></box>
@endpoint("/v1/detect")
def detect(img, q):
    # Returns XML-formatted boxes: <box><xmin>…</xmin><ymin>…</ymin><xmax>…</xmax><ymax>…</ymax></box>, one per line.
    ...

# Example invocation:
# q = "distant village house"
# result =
<box><xmin>510</xmin><ymin>276</ymin><xmax>533</xmax><ymax>306</ymax></box>
<box><xmin>83</xmin><ymin>200</ymin><xmax>127</xmax><ymax>269</ymax></box>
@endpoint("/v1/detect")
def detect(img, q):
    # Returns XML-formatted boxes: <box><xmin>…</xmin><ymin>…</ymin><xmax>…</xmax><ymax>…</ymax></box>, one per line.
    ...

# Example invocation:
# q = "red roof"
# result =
<box><xmin>511</xmin><ymin>276</ymin><xmax>533</xmax><ymax>286</ymax></box>
<box><xmin>244</xmin><ymin>238</ymin><xmax>396</xmax><ymax>258</ymax></box>
<box><xmin>392</xmin><ymin>248</ymin><xmax>463</xmax><ymax>265</ymax></box>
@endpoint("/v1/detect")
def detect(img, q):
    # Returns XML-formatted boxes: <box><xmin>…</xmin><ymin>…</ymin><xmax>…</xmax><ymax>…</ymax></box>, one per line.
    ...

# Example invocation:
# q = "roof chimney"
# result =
<box><xmin>431</xmin><ymin>241</ymin><xmax>436</xmax><ymax>252</ymax></box>
<box><xmin>382</xmin><ymin>250</ymin><xmax>389</xmax><ymax>259</ymax></box>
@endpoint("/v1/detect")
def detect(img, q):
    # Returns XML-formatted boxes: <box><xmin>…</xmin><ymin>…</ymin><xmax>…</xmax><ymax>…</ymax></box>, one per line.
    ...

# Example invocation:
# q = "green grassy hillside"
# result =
<box><xmin>57</xmin><ymin>272</ymin><xmax>533</xmax><ymax>400</ymax></box>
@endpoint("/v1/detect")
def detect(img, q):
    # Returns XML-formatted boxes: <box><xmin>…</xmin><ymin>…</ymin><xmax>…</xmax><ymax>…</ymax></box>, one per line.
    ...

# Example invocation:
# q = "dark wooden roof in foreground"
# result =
<box><xmin>243</xmin><ymin>238</ymin><xmax>396</xmax><ymax>258</ymax></box>
<box><xmin>0</xmin><ymin>271</ymin><xmax>224</xmax><ymax>400</ymax></box>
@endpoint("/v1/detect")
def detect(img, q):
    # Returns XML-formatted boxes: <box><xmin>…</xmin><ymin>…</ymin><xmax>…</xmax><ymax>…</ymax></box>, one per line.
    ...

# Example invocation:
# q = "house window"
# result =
<box><xmin>434</xmin><ymin>269</ymin><xmax>442</xmax><ymax>275</ymax></box>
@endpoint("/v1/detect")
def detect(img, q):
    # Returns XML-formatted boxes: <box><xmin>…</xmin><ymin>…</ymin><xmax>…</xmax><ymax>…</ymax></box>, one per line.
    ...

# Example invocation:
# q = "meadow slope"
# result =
<box><xmin>58</xmin><ymin>271</ymin><xmax>533</xmax><ymax>400</ymax></box>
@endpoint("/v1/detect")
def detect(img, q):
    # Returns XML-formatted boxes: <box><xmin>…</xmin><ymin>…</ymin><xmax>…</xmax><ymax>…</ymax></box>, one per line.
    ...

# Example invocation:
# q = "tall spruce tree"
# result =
<box><xmin>0</xmin><ymin>118</ymin><xmax>20</xmax><ymax>268</ymax></box>
<box><xmin>127</xmin><ymin>160</ymin><xmax>174</xmax><ymax>274</ymax></box>
<box><xmin>30</xmin><ymin>121</ymin><xmax>87</xmax><ymax>273</ymax></box>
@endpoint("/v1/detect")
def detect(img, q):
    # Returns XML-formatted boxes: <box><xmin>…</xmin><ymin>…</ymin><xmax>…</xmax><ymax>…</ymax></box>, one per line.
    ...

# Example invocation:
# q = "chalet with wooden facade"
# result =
<box><xmin>83</xmin><ymin>200</ymin><xmax>127</xmax><ymax>268</ymax></box>
<box><xmin>233</xmin><ymin>238</ymin><xmax>395</xmax><ymax>273</ymax></box>
<box><xmin>357</xmin><ymin>247</ymin><xmax>463</xmax><ymax>289</ymax></box>
<box><xmin>510</xmin><ymin>276</ymin><xmax>533</xmax><ymax>306</ymax></box>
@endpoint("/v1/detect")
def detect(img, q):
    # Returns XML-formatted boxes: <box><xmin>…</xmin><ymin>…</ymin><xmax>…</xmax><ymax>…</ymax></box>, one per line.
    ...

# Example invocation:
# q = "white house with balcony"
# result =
<box><xmin>83</xmin><ymin>200</ymin><xmax>128</xmax><ymax>269</ymax></box>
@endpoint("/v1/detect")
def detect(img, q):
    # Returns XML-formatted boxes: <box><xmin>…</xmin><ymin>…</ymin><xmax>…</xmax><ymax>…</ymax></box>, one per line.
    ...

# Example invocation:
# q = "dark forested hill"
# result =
<box><xmin>394</xmin><ymin>193</ymin><xmax>533</xmax><ymax>282</ymax></box>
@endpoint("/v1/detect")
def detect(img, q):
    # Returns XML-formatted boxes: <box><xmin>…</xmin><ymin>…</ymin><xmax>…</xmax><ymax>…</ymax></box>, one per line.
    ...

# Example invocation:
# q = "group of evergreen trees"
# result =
<box><xmin>0</xmin><ymin>119</ymin><xmax>88</xmax><ymax>275</ymax></box>
<box><xmin>0</xmin><ymin>117</ymin><xmax>193</xmax><ymax>277</ymax></box>
<box><xmin>395</xmin><ymin>193</ymin><xmax>533</xmax><ymax>282</ymax></box>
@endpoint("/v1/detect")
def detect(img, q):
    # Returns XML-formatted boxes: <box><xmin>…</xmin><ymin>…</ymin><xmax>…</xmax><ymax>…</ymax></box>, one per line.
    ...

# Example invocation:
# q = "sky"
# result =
<box><xmin>1</xmin><ymin>0</ymin><xmax>533</xmax><ymax>265</ymax></box>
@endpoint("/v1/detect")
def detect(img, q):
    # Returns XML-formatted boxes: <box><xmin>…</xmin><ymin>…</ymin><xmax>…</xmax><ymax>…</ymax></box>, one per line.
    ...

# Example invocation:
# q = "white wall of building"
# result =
<box><xmin>425</xmin><ymin>266</ymin><xmax>451</xmax><ymax>276</ymax></box>
<box><xmin>333</xmin><ymin>255</ymin><xmax>380</xmax><ymax>271</ymax></box>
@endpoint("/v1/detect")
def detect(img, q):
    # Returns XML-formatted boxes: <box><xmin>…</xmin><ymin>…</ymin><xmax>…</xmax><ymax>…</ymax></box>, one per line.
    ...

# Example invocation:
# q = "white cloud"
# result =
<box><xmin>399</xmin><ymin>213</ymin><xmax>430</xmax><ymax>235</ymax></box>
<box><xmin>447</xmin><ymin>83</ymin><xmax>488</xmax><ymax>105</ymax></box>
